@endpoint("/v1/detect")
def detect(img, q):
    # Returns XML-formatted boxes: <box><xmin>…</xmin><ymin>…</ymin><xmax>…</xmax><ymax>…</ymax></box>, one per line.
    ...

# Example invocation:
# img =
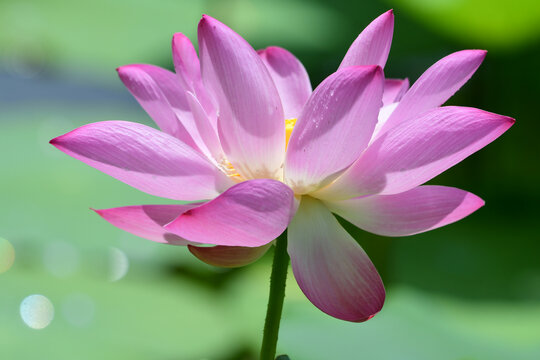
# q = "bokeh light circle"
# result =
<box><xmin>0</xmin><ymin>238</ymin><xmax>15</xmax><ymax>274</ymax></box>
<box><xmin>20</xmin><ymin>294</ymin><xmax>54</xmax><ymax>329</ymax></box>
<box><xmin>109</xmin><ymin>247</ymin><xmax>129</xmax><ymax>282</ymax></box>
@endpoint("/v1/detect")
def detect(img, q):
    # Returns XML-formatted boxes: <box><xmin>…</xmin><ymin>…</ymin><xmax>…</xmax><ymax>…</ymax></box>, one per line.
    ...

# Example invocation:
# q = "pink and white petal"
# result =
<box><xmin>165</xmin><ymin>179</ymin><xmax>295</xmax><ymax>247</ymax></box>
<box><xmin>339</xmin><ymin>10</ymin><xmax>394</xmax><ymax>69</ymax></box>
<box><xmin>382</xmin><ymin>78</ymin><xmax>409</xmax><ymax>106</ymax></box>
<box><xmin>371</xmin><ymin>102</ymin><xmax>399</xmax><ymax>143</ymax></box>
<box><xmin>172</xmin><ymin>33</ymin><xmax>202</xmax><ymax>92</ymax></box>
<box><xmin>50</xmin><ymin>121</ymin><xmax>233</xmax><ymax>201</ymax></box>
<box><xmin>324</xmin><ymin>186</ymin><xmax>484</xmax><ymax>237</ymax></box>
<box><xmin>258</xmin><ymin>46</ymin><xmax>312</xmax><ymax>119</ymax></box>
<box><xmin>94</xmin><ymin>204</ymin><xmax>201</xmax><ymax>245</ymax></box>
<box><xmin>313</xmin><ymin>106</ymin><xmax>514</xmax><ymax>200</ymax></box>
<box><xmin>285</xmin><ymin>66</ymin><xmax>384</xmax><ymax>194</ymax></box>
<box><xmin>188</xmin><ymin>244</ymin><xmax>271</xmax><ymax>268</ymax></box>
<box><xmin>185</xmin><ymin>91</ymin><xmax>223</xmax><ymax>163</ymax></box>
<box><xmin>172</xmin><ymin>33</ymin><xmax>217</xmax><ymax>124</ymax></box>
<box><xmin>377</xmin><ymin>50</ymin><xmax>487</xmax><ymax>136</ymax></box>
<box><xmin>117</xmin><ymin>64</ymin><xmax>215</xmax><ymax>158</ymax></box>
<box><xmin>288</xmin><ymin>196</ymin><xmax>385</xmax><ymax>322</ymax></box>
<box><xmin>198</xmin><ymin>15</ymin><xmax>285</xmax><ymax>179</ymax></box>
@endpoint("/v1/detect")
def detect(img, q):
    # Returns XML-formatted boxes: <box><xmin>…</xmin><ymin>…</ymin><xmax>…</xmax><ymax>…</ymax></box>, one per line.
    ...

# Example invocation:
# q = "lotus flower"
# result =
<box><xmin>50</xmin><ymin>10</ymin><xmax>514</xmax><ymax>322</ymax></box>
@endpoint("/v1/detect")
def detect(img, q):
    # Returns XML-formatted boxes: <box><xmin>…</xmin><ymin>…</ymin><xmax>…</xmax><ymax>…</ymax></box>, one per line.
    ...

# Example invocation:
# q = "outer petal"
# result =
<box><xmin>288</xmin><ymin>196</ymin><xmax>385</xmax><ymax>322</ymax></box>
<box><xmin>188</xmin><ymin>244</ymin><xmax>271</xmax><ymax>268</ymax></box>
<box><xmin>198</xmin><ymin>15</ymin><xmax>285</xmax><ymax>179</ymax></box>
<box><xmin>50</xmin><ymin>121</ymin><xmax>233</xmax><ymax>201</ymax></box>
<box><xmin>258</xmin><ymin>46</ymin><xmax>312</xmax><ymax>119</ymax></box>
<box><xmin>382</xmin><ymin>78</ymin><xmax>409</xmax><ymax>106</ymax></box>
<box><xmin>165</xmin><ymin>179</ymin><xmax>295</xmax><ymax>247</ymax></box>
<box><xmin>94</xmin><ymin>204</ymin><xmax>201</xmax><ymax>245</ymax></box>
<box><xmin>339</xmin><ymin>10</ymin><xmax>394</xmax><ymax>69</ymax></box>
<box><xmin>377</xmin><ymin>50</ymin><xmax>487</xmax><ymax>137</ymax></box>
<box><xmin>313</xmin><ymin>107</ymin><xmax>514</xmax><ymax>200</ymax></box>
<box><xmin>324</xmin><ymin>186</ymin><xmax>484</xmax><ymax>237</ymax></box>
<box><xmin>285</xmin><ymin>66</ymin><xmax>384</xmax><ymax>194</ymax></box>
<box><xmin>117</xmin><ymin>64</ymin><xmax>199</xmax><ymax>150</ymax></box>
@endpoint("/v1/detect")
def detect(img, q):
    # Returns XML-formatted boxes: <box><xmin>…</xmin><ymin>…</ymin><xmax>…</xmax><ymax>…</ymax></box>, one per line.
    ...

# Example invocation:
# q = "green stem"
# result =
<box><xmin>260</xmin><ymin>231</ymin><xmax>289</xmax><ymax>360</ymax></box>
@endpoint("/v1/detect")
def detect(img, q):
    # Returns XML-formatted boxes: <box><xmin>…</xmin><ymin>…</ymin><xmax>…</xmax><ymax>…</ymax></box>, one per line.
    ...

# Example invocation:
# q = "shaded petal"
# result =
<box><xmin>324</xmin><ymin>186</ymin><xmax>484</xmax><ymax>237</ymax></box>
<box><xmin>188</xmin><ymin>244</ymin><xmax>271</xmax><ymax>268</ymax></box>
<box><xmin>94</xmin><ymin>204</ymin><xmax>201</xmax><ymax>245</ymax></box>
<box><xmin>198</xmin><ymin>15</ymin><xmax>285</xmax><ymax>179</ymax></box>
<box><xmin>382</xmin><ymin>78</ymin><xmax>409</xmax><ymax>106</ymax></box>
<box><xmin>285</xmin><ymin>66</ymin><xmax>384</xmax><ymax>194</ymax></box>
<box><xmin>339</xmin><ymin>10</ymin><xmax>394</xmax><ymax>69</ymax></box>
<box><xmin>258</xmin><ymin>46</ymin><xmax>312</xmax><ymax>119</ymax></box>
<box><xmin>117</xmin><ymin>64</ymin><xmax>198</xmax><ymax>150</ymax></box>
<box><xmin>165</xmin><ymin>179</ymin><xmax>295</xmax><ymax>247</ymax></box>
<box><xmin>50</xmin><ymin>121</ymin><xmax>233</xmax><ymax>201</ymax></box>
<box><xmin>377</xmin><ymin>50</ymin><xmax>487</xmax><ymax>136</ymax></box>
<box><xmin>313</xmin><ymin>107</ymin><xmax>514</xmax><ymax>200</ymax></box>
<box><xmin>288</xmin><ymin>196</ymin><xmax>385</xmax><ymax>322</ymax></box>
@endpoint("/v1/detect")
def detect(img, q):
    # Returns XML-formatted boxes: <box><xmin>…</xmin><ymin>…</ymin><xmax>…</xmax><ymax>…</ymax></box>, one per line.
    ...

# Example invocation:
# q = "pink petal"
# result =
<box><xmin>288</xmin><ymin>196</ymin><xmax>385</xmax><ymax>322</ymax></box>
<box><xmin>285</xmin><ymin>66</ymin><xmax>384</xmax><ymax>194</ymax></box>
<box><xmin>198</xmin><ymin>15</ymin><xmax>285</xmax><ymax>179</ymax></box>
<box><xmin>339</xmin><ymin>10</ymin><xmax>394</xmax><ymax>69</ymax></box>
<box><xmin>172</xmin><ymin>33</ymin><xmax>217</xmax><ymax>125</ymax></box>
<box><xmin>258</xmin><ymin>46</ymin><xmax>312</xmax><ymax>119</ymax></box>
<box><xmin>188</xmin><ymin>244</ymin><xmax>271</xmax><ymax>268</ymax></box>
<box><xmin>324</xmin><ymin>186</ymin><xmax>484</xmax><ymax>237</ymax></box>
<box><xmin>50</xmin><ymin>121</ymin><xmax>233</xmax><ymax>201</ymax></box>
<box><xmin>117</xmin><ymin>64</ymin><xmax>197</xmax><ymax>150</ymax></box>
<box><xmin>94</xmin><ymin>204</ymin><xmax>201</xmax><ymax>245</ymax></box>
<box><xmin>313</xmin><ymin>106</ymin><xmax>514</xmax><ymax>200</ymax></box>
<box><xmin>382</xmin><ymin>78</ymin><xmax>409</xmax><ymax>106</ymax></box>
<box><xmin>165</xmin><ymin>179</ymin><xmax>295</xmax><ymax>247</ymax></box>
<box><xmin>185</xmin><ymin>91</ymin><xmax>223</xmax><ymax>163</ymax></box>
<box><xmin>171</xmin><ymin>33</ymin><xmax>202</xmax><ymax>92</ymax></box>
<box><xmin>377</xmin><ymin>50</ymin><xmax>487</xmax><ymax>137</ymax></box>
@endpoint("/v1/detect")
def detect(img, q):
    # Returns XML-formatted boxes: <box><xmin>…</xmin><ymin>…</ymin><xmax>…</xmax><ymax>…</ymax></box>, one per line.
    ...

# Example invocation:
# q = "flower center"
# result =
<box><xmin>218</xmin><ymin>158</ymin><xmax>243</xmax><ymax>181</ymax></box>
<box><xmin>285</xmin><ymin>118</ymin><xmax>297</xmax><ymax>149</ymax></box>
<box><xmin>220</xmin><ymin>118</ymin><xmax>298</xmax><ymax>181</ymax></box>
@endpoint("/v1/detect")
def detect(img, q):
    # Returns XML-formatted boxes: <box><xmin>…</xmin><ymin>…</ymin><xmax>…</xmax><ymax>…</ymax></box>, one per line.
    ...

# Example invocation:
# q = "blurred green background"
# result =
<box><xmin>1</xmin><ymin>0</ymin><xmax>539</xmax><ymax>359</ymax></box>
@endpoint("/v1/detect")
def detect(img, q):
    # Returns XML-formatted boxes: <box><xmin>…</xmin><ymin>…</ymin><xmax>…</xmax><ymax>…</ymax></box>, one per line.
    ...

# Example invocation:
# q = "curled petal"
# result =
<box><xmin>288</xmin><ymin>196</ymin><xmax>385</xmax><ymax>322</ymax></box>
<box><xmin>258</xmin><ymin>46</ymin><xmax>312</xmax><ymax>119</ymax></box>
<box><xmin>339</xmin><ymin>10</ymin><xmax>394</xmax><ymax>69</ymax></box>
<box><xmin>165</xmin><ymin>179</ymin><xmax>295</xmax><ymax>247</ymax></box>
<box><xmin>50</xmin><ymin>121</ymin><xmax>233</xmax><ymax>201</ymax></box>
<box><xmin>285</xmin><ymin>66</ymin><xmax>384</xmax><ymax>194</ymax></box>
<box><xmin>188</xmin><ymin>244</ymin><xmax>271</xmax><ymax>268</ymax></box>
<box><xmin>313</xmin><ymin>106</ymin><xmax>514</xmax><ymax>200</ymax></box>
<box><xmin>94</xmin><ymin>204</ymin><xmax>201</xmax><ymax>245</ymax></box>
<box><xmin>377</xmin><ymin>50</ymin><xmax>487</xmax><ymax>136</ymax></box>
<box><xmin>198</xmin><ymin>15</ymin><xmax>285</xmax><ymax>179</ymax></box>
<box><xmin>324</xmin><ymin>186</ymin><xmax>484</xmax><ymax>236</ymax></box>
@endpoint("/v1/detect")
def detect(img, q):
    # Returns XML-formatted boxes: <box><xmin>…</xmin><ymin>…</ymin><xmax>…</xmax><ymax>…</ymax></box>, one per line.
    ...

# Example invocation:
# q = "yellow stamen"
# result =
<box><xmin>218</xmin><ymin>158</ymin><xmax>242</xmax><ymax>181</ymax></box>
<box><xmin>285</xmin><ymin>118</ymin><xmax>297</xmax><ymax>149</ymax></box>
